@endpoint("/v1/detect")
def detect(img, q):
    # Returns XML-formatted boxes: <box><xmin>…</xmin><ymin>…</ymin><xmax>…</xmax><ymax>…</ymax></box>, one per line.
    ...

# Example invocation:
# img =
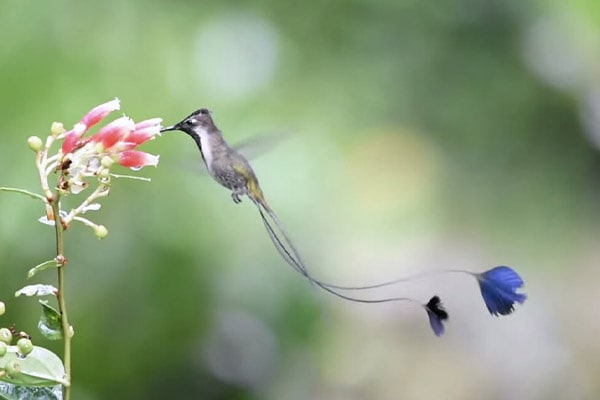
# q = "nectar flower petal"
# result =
<box><xmin>73</xmin><ymin>123</ymin><xmax>86</xmax><ymax>135</ymax></box>
<box><xmin>125</xmin><ymin>118</ymin><xmax>163</xmax><ymax>146</ymax></box>
<box><xmin>61</xmin><ymin>129</ymin><xmax>81</xmax><ymax>154</ymax></box>
<box><xmin>425</xmin><ymin>296</ymin><xmax>448</xmax><ymax>337</ymax></box>
<box><xmin>92</xmin><ymin>116</ymin><xmax>135</xmax><ymax>150</ymax></box>
<box><xmin>133</xmin><ymin>118</ymin><xmax>163</xmax><ymax>131</ymax></box>
<box><xmin>118</xmin><ymin>150</ymin><xmax>159</xmax><ymax>169</ymax></box>
<box><xmin>477</xmin><ymin>266</ymin><xmax>527</xmax><ymax>316</ymax></box>
<box><xmin>80</xmin><ymin>98</ymin><xmax>120</xmax><ymax>129</ymax></box>
<box><xmin>61</xmin><ymin>123</ymin><xmax>91</xmax><ymax>154</ymax></box>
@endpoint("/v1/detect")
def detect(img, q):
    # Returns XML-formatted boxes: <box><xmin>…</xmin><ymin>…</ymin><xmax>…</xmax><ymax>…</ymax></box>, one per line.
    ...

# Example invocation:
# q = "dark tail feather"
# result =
<box><xmin>255</xmin><ymin>201</ymin><xmax>314</xmax><ymax>282</ymax></box>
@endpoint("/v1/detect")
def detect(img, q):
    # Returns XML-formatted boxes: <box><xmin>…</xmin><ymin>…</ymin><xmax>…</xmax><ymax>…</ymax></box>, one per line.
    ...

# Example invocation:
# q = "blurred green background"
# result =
<box><xmin>1</xmin><ymin>0</ymin><xmax>599</xmax><ymax>398</ymax></box>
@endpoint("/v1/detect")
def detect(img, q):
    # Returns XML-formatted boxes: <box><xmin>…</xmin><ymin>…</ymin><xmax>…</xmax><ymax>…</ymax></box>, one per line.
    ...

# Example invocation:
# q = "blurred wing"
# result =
<box><xmin>178</xmin><ymin>132</ymin><xmax>289</xmax><ymax>176</ymax></box>
<box><xmin>232</xmin><ymin>131</ymin><xmax>289</xmax><ymax>161</ymax></box>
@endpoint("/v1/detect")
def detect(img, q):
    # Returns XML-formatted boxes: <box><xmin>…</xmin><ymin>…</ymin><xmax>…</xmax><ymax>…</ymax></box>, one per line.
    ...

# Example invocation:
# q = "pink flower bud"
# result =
<box><xmin>118</xmin><ymin>150</ymin><xmax>159</xmax><ymax>169</ymax></box>
<box><xmin>92</xmin><ymin>116</ymin><xmax>135</xmax><ymax>151</ymax></box>
<box><xmin>80</xmin><ymin>98</ymin><xmax>120</xmax><ymax>129</ymax></box>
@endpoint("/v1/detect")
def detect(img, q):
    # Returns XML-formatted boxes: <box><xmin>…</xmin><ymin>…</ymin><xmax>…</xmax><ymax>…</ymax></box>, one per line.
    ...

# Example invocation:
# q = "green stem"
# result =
<box><xmin>51</xmin><ymin>194</ymin><xmax>71</xmax><ymax>399</ymax></box>
<box><xmin>0</xmin><ymin>187</ymin><xmax>45</xmax><ymax>202</ymax></box>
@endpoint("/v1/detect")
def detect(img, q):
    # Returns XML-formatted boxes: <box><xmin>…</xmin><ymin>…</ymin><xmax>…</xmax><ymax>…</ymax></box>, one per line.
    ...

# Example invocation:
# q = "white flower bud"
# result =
<box><xmin>27</xmin><ymin>136</ymin><xmax>43</xmax><ymax>152</ymax></box>
<box><xmin>100</xmin><ymin>156</ymin><xmax>114</xmax><ymax>168</ymax></box>
<box><xmin>94</xmin><ymin>142</ymin><xmax>105</xmax><ymax>154</ymax></box>
<box><xmin>94</xmin><ymin>225</ymin><xmax>108</xmax><ymax>239</ymax></box>
<box><xmin>51</xmin><ymin>122</ymin><xmax>65</xmax><ymax>136</ymax></box>
<box><xmin>99</xmin><ymin>168</ymin><xmax>111</xmax><ymax>179</ymax></box>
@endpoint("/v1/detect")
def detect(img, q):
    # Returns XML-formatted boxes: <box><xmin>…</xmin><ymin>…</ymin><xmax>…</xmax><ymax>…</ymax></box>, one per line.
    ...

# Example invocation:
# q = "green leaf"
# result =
<box><xmin>0</xmin><ymin>345</ymin><xmax>67</xmax><ymax>387</ymax></box>
<box><xmin>15</xmin><ymin>285</ymin><xmax>57</xmax><ymax>298</ymax></box>
<box><xmin>37</xmin><ymin>302</ymin><xmax>62</xmax><ymax>341</ymax></box>
<box><xmin>27</xmin><ymin>260</ymin><xmax>61</xmax><ymax>279</ymax></box>
<box><xmin>0</xmin><ymin>383</ymin><xmax>62</xmax><ymax>400</ymax></box>
<box><xmin>0</xmin><ymin>188</ymin><xmax>45</xmax><ymax>202</ymax></box>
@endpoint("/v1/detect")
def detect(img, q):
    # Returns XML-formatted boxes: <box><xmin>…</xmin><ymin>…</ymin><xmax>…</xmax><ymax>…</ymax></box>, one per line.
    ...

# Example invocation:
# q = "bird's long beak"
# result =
<box><xmin>160</xmin><ymin>124</ymin><xmax>179</xmax><ymax>133</ymax></box>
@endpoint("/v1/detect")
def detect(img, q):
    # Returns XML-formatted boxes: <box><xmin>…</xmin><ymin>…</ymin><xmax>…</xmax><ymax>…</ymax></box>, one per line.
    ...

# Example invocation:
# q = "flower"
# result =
<box><xmin>57</xmin><ymin>100</ymin><xmax>161</xmax><ymax>194</ymax></box>
<box><xmin>131</xmin><ymin>118</ymin><xmax>163</xmax><ymax>142</ymax></box>
<box><xmin>425</xmin><ymin>295</ymin><xmax>448</xmax><ymax>337</ymax></box>
<box><xmin>118</xmin><ymin>150</ymin><xmax>159</xmax><ymax>169</ymax></box>
<box><xmin>81</xmin><ymin>98</ymin><xmax>121</xmax><ymax>128</ymax></box>
<box><xmin>62</xmin><ymin>98</ymin><xmax>120</xmax><ymax>154</ymax></box>
<box><xmin>61</xmin><ymin>127</ymin><xmax>85</xmax><ymax>155</ymax></box>
<box><xmin>92</xmin><ymin>117</ymin><xmax>162</xmax><ymax>154</ymax></box>
<box><xmin>477</xmin><ymin>266</ymin><xmax>526</xmax><ymax>316</ymax></box>
<box><xmin>91</xmin><ymin>116</ymin><xmax>136</xmax><ymax>151</ymax></box>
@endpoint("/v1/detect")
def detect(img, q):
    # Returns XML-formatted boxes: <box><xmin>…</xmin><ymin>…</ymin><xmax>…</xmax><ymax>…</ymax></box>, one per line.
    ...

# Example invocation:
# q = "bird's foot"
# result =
<box><xmin>231</xmin><ymin>191</ymin><xmax>243</xmax><ymax>204</ymax></box>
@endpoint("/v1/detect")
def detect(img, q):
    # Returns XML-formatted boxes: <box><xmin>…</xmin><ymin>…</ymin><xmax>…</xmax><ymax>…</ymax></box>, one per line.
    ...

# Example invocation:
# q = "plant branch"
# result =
<box><xmin>63</xmin><ymin>183</ymin><xmax>109</xmax><ymax>224</ymax></box>
<box><xmin>36</xmin><ymin>137</ymin><xmax>54</xmax><ymax>199</ymax></box>
<box><xmin>0</xmin><ymin>187</ymin><xmax>46</xmax><ymax>202</ymax></box>
<box><xmin>51</xmin><ymin>193</ymin><xmax>71</xmax><ymax>399</ymax></box>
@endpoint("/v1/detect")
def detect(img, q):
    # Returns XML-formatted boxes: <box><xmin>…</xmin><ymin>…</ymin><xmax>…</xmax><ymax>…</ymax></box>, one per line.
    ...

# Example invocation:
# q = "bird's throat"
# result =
<box><xmin>195</xmin><ymin>128</ymin><xmax>221</xmax><ymax>175</ymax></box>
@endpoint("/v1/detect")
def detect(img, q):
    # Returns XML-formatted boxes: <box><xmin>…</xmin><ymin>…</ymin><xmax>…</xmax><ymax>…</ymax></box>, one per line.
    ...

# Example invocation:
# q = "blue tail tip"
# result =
<box><xmin>477</xmin><ymin>265</ymin><xmax>527</xmax><ymax>316</ymax></box>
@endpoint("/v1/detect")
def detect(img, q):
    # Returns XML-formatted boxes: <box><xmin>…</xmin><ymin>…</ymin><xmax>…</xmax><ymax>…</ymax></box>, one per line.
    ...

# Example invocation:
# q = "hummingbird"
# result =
<box><xmin>161</xmin><ymin>109</ymin><xmax>449</xmax><ymax>334</ymax></box>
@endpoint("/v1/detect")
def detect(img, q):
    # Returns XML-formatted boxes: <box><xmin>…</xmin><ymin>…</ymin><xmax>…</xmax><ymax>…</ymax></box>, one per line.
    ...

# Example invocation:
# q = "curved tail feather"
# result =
<box><xmin>254</xmin><ymin>200</ymin><xmax>423</xmax><ymax>303</ymax></box>
<box><xmin>251</xmin><ymin>194</ymin><xmax>459</xmax><ymax>292</ymax></box>
<box><xmin>250</xmin><ymin>195</ymin><xmax>436</xmax><ymax>305</ymax></box>
<box><xmin>253</xmin><ymin>197</ymin><xmax>315</xmax><ymax>283</ymax></box>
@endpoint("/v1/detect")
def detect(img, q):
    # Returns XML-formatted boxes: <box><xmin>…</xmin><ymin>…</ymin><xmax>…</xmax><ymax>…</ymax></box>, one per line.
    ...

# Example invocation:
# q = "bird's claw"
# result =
<box><xmin>231</xmin><ymin>191</ymin><xmax>242</xmax><ymax>204</ymax></box>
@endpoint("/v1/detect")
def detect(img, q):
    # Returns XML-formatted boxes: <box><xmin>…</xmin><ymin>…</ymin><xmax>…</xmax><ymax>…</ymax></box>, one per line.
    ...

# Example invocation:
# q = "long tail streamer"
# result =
<box><xmin>251</xmin><ymin>196</ymin><xmax>429</xmax><ymax>305</ymax></box>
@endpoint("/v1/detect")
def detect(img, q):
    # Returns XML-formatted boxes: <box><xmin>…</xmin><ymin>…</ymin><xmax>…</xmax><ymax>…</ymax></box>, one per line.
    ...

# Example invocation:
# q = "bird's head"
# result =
<box><xmin>161</xmin><ymin>108</ymin><xmax>216</xmax><ymax>135</ymax></box>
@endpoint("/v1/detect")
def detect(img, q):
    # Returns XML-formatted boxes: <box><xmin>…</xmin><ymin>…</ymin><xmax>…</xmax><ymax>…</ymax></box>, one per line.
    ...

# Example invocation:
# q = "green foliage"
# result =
<box><xmin>37</xmin><ymin>303</ymin><xmax>63</xmax><ymax>341</ymax></box>
<box><xmin>0</xmin><ymin>385</ymin><xmax>61</xmax><ymax>400</ymax></box>
<box><xmin>0</xmin><ymin>346</ymin><xmax>66</xmax><ymax>387</ymax></box>
<box><xmin>27</xmin><ymin>262</ymin><xmax>61</xmax><ymax>280</ymax></box>
<box><xmin>15</xmin><ymin>286</ymin><xmax>57</xmax><ymax>298</ymax></box>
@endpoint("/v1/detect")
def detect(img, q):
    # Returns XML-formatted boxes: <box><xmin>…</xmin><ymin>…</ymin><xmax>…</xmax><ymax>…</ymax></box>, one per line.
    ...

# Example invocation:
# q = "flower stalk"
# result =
<box><xmin>50</xmin><ymin>193</ymin><xmax>71</xmax><ymax>399</ymax></box>
<box><xmin>0</xmin><ymin>99</ymin><xmax>162</xmax><ymax>397</ymax></box>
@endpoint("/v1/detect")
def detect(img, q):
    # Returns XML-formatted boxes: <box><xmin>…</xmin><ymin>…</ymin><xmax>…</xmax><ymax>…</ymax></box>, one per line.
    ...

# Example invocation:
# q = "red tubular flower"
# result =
<box><xmin>133</xmin><ymin>118</ymin><xmax>162</xmax><ymax>133</ymax></box>
<box><xmin>80</xmin><ymin>98</ymin><xmax>120</xmax><ymax>129</ymax></box>
<box><xmin>91</xmin><ymin>116</ymin><xmax>135</xmax><ymax>151</ymax></box>
<box><xmin>125</xmin><ymin>118</ymin><xmax>162</xmax><ymax>147</ymax></box>
<box><xmin>61</xmin><ymin>129</ymin><xmax>82</xmax><ymax>155</ymax></box>
<box><xmin>118</xmin><ymin>150</ymin><xmax>159</xmax><ymax>169</ymax></box>
<box><xmin>61</xmin><ymin>98</ymin><xmax>120</xmax><ymax>155</ymax></box>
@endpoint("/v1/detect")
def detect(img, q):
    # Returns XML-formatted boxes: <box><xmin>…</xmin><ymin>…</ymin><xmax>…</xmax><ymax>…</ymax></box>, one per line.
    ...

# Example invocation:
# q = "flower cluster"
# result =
<box><xmin>58</xmin><ymin>99</ymin><xmax>161</xmax><ymax>194</ymax></box>
<box><xmin>30</xmin><ymin>99</ymin><xmax>161</xmax><ymax>237</ymax></box>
